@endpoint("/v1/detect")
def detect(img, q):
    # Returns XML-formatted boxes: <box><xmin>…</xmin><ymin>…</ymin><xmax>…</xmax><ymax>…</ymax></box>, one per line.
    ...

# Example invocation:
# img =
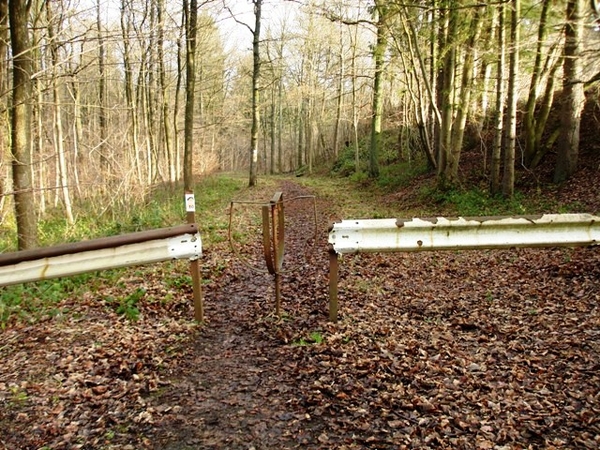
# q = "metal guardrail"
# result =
<box><xmin>328</xmin><ymin>214</ymin><xmax>600</xmax><ymax>321</ymax></box>
<box><xmin>0</xmin><ymin>224</ymin><xmax>201</xmax><ymax>287</ymax></box>
<box><xmin>0</xmin><ymin>223</ymin><xmax>203</xmax><ymax>317</ymax></box>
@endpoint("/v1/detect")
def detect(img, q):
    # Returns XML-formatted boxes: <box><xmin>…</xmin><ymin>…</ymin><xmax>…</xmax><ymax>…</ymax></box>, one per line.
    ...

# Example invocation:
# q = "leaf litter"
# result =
<box><xmin>1</xmin><ymin>179</ymin><xmax>599</xmax><ymax>449</ymax></box>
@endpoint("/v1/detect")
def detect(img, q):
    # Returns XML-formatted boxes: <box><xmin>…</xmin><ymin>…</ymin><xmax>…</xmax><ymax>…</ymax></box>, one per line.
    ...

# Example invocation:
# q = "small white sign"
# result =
<box><xmin>185</xmin><ymin>194</ymin><xmax>195</xmax><ymax>212</ymax></box>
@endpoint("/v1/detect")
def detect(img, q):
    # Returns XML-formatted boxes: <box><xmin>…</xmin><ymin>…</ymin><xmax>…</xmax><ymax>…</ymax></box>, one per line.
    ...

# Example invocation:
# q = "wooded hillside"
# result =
<box><xmin>1</xmin><ymin>0</ymin><xmax>599</xmax><ymax>249</ymax></box>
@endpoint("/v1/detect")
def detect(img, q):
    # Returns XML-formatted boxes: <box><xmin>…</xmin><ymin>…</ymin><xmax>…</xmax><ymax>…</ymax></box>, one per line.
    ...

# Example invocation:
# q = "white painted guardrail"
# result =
<box><xmin>327</xmin><ymin>214</ymin><xmax>600</xmax><ymax>321</ymax></box>
<box><xmin>0</xmin><ymin>224</ymin><xmax>201</xmax><ymax>287</ymax></box>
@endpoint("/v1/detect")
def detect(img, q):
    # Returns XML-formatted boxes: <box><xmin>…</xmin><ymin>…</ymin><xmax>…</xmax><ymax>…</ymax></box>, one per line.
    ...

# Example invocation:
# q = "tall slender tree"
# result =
<box><xmin>502</xmin><ymin>0</ymin><xmax>520</xmax><ymax>198</ymax></box>
<box><xmin>369</xmin><ymin>0</ymin><xmax>387</xmax><ymax>179</ymax></box>
<box><xmin>554</xmin><ymin>0</ymin><xmax>585</xmax><ymax>183</ymax></box>
<box><xmin>183</xmin><ymin>0</ymin><xmax>198</xmax><ymax>192</ymax></box>
<box><xmin>490</xmin><ymin>1</ymin><xmax>506</xmax><ymax>195</ymax></box>
<box><xmin>9</xmin><ymin>0</ymin><xmax>37</xmax><ymax>249</ymax></box>
<box><xmin>249</xmin><ymin>0</ymin><xmax>262</xmax><ymax>187</ymax></box>
<box><xmin>0</xmin><ymin>0</ymin><xmax>8</xmax><ymax>218</ymax></box>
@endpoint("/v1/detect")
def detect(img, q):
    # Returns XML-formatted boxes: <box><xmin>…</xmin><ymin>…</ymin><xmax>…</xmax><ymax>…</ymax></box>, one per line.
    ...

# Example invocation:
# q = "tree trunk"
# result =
<box><xmin>369</xmin><ymin>0</ymin><xmax>386</xmax><ymax>179</ymax></box>
<box><xmin>97</xmin><ymin>0</ymin><xmax>108</xmax><ymax>173</ymax></box>
<box><xmin>448</xmin><ymin>4</ymin><xmax>484</xmax><ymax>183</ymax></box>
<box><xmin>437</xmin><ymin>3</ymin><xmax>457</xmax><ymax>186</ymax></box>
<box><xmin>523</xmin><ymin>0</ymin><xmax>551</xmax><ymax>167</ymax></box>
<box><xmin>502</xmin><ymin>0</ymin><xmax>520</xmax><ymax>199</ymax></box>
<box><xmin>174</xmin><ymin>20</ymin><xmax>183</xmax><ymax>181</ymax></box>
<box><xmin>490</xmin><ymin>2</ymin><xmax>506</xmax><ymax>195</ymax></box>
<box><xmin>0</xmin><ymin>0</ymin><xmax>8</xmax><ymax>219</ymax></box>
<box><xmin>554</xmin><ymin>0</ymin><xmax>584</xmax><ymax>183</ymax></box>
<box><xmin>46</xmin><ymin>1</ymin><xmax>74</xmax><ymax>224</ymax></box>
<box><xmin>9</xmin><ymin>0</ymin><xmax>37</xmax><ymax>249</ymax></box>
<box><xmin>249</xmin><ymin>0</ymin><xmax>262</xmax><ymax>187</ymax></box>
<box><xmin>183</xmin><ymin>0</ymin><xmax>198</xmax><ymax>192</ymax></box>
<box><xmin>332</xmin><ymin>20</ymin><xmax>344</xmax><ymax>159</ymax></box>
<box><xmin>121</xmin><ymin>1</ymin><xmax>142</xmax><ymax>186</ymax></box>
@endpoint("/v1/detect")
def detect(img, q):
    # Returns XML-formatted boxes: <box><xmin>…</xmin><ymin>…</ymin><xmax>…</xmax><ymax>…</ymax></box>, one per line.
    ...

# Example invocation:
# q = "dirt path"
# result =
<box><xmin>151</xmin><ymin>180</ymin><xmax>332</xmax><ymax>449</ymax></box>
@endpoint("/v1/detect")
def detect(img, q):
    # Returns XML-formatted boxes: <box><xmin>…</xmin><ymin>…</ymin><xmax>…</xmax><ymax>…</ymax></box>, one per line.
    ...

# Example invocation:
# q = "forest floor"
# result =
<box><xmin>1</xmin><ymin>158</ymin><xmax>600</xmax><ymax>449</ymax></box>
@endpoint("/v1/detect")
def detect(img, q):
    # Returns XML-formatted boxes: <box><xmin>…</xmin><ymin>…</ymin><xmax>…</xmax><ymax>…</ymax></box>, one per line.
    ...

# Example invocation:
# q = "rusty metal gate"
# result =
<box><xmin>228</xmin><ymin>191</ymin><xmax>316</xmax><ymax>316</ymax></box>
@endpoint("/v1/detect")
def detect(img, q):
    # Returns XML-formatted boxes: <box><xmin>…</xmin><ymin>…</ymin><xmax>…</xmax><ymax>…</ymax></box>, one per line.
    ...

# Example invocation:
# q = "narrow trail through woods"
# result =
<box><xmin>153</xmin><ymin>180</ymin><xmax>333</xmax><ymax>449</ymax></box>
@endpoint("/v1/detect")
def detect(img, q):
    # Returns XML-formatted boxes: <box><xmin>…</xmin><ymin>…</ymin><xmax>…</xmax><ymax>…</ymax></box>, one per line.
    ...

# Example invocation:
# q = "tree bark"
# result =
<box><xmin>97</xmin><ymin>0</ymin><xmax>108</xmax><ymax>173</ymax></box>
<box><xmin>490</xmin><ymin>2</ymin><xmax>506</xmax><ymax>195</ymax></box>
<box><xmin>0</xmin><ymin>0</ymin><xmax>8</xmax><ymax>218</ymax></box>
<box><xmin>448</xmin><ymin>3</ymin><xmax>485</xmax><ymax>183</ymax></box>
<box><xmin>46</xmin><ymin>1</ymin><xmax>74</xmax><ymax>224</ymax></box>
<box><xmin>502</xmin><ymin>0</ymin><xmax>520</xmax><ymax>199</ymax></box>
<box><xmin>437</xmin><ymin>3</ymin><xmax>457</xmax><ymax>186</ymax></box>
<box><xmin>120</xmin><ymin>0</ymin><xmax>142</xmax><ymax>185</ymax></box>
<box><xmin>523</xmin><ymin>0</ymin><xmax>551</xmax><ymax>167</ymax></box>
<box><xmin>183</xmin><ymin>0</ymin><xmax>198</xmax><ymax>192</ymax></box>
<box><xmin>554</xmin><ymin>0</ymin><xmax>584</xmax><ymax>183</ymax></box>
<box><xmin>249</xmin><ymin>0</ymin><xmax>262</xmax><ymax>187</ymax></box>
<box><xmin>9</xmin><ymin>0</ymin><xmax>37</xmax><ymax>249</ymax></box>
<box><xmin>369</xmin><ymin>0</ymin><xmax>386</xmax><ymax>179</ymax></box>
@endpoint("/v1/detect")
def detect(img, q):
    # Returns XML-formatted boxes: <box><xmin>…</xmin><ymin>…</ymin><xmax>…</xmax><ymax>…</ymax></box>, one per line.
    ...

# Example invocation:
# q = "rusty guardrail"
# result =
<box><xmin>328</xmin><ymin>213</ymin><xmax>600</xmax><ymax>322</ymax></box>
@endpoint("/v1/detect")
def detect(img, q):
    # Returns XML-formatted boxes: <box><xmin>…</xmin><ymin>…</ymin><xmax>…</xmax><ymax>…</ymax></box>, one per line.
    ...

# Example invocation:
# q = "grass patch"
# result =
<box><xmin>0</xmin><ymin>273</ymin><xmax>101</xmax><ymax>328</ymax></box>
<box><xmin>105</xmin><ymin>287</ymin><xmax>146</xmax><ymax>322</ymax></box>
<box><xmin>292</xmin><ymin>331</ymin><xmax>324</xmax><ymax>346</ymax></box>
<box><xmin>418</xmin><ymin>185</ymin><xmax>530</xmax><ymax>217</ymax></box>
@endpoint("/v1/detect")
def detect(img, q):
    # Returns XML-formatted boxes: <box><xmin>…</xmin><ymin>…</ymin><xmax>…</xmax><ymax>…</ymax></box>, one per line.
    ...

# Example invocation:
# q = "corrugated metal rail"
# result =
<box><xmin>0</xmin><ymin>224</ymin><xmax>202</xmax><ymax>287</ymax></box>
<box><xmin>328</xmin><ymin>214</ymin><xmax>600</xmax><ymax>321</ymax></box>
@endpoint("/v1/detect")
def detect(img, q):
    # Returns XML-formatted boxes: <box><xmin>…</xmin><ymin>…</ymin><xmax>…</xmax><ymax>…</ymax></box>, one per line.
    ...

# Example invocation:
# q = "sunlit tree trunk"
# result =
<box><xmin>174</xmin><ymin>20</ymin><xmax>183</xmax><ymax>181</ymax></box>
<box><xmin>448</xmin><ymin>4</ymin><xmax>484</xmax><ymax>183</ymax></box>
<box><xmin>249</xmin><ymin>0</ymin><xmax>262</xmax><ymax>187</ymax></box>
<box><xmin>156</xmin><ymin>0</ymin><xmax>174</xmax><ymax>184</ymax></box>
<box><xmin>332</xmin><ymin>20</ymin><xmax>344</xmax><ymax>159</ymax></box>
<box><xmin>369</xmin><ymin>0</ymin><xmax>387</xmax><ymax>179</ymax></box>
<box><xmin>554</xmin><ymin>0</ymin><xmax>584</xmax><ymax>183</ymax></box>
<box><xmin>502</xmin><ymin>0</ymin><xmax>520</xmax><ymax>198</ymax></box>
<box><xmin>523</xmin><ymin>0</ymin><xmax>551</xmax><ymax>167</ymax></box>
<box><xmin>97</xmin><ymin>0</ymin><xmax>108</xmax><ymax>173</ymax></box>
<box><xmin>9</xmin><ymin>0</ymin><xmax>37</xmax><ymax>249</ymax></box>
<box><xmin>0</xmin><ymin>0</ymin><xmax>8</xmax><ymax>218</ymax></box>
<box><xmin>183</xmin><ymin>0</ymin><xmax>197</xmax><ymax>192</ymax></box>
<box><xmin>350</xmin><ymin>21</ymin><xmax>360</xmax><ymax>172</ymax></box>
<box><xmin>491</xmin><ymin>2</ymin><xmax>506</xmax><ymax>195</ymax></box>
<box><xmin>437</xmin><ymin>3</ymin><xmax>457</xmax><ymax>186</ymax></box>
<box><xmin>396</xmin><ymin>4</ymin><xmax>439</xmax><ymax>169</ymax></box>
<box><xmin>121</xmin><ymin>0</ymin><xmax>142</xmax><ymax>185</ymax></box>
<box><xmin>46</xmin><ymin>1</ymin><xmax>74</xmax><ymax>224</ymax></box>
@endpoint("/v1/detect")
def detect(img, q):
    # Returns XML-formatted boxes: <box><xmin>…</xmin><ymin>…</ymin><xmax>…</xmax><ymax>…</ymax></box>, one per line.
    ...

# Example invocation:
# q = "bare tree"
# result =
<box><xmin>490</xmin><ymin>1</ymin><xmax>506</xmax><ymax>195</ymax></box>
<box><xmin>249</xmin><ymin>0</ymin><xmax>262</xmax><ymax>187</ymax></box>
<box><xmin>183</xmin><ymin>0</ymin><xmax>198</xmax><ymax>191</ymax></box>
<box><xmin>502</xmin><ymin>0</ymin><xmax>520</xmax><ymax>198</ymax></box>
<box><xmin>0</xmin><ymin>0</ymin><xmax>8</xmax><ymax>219</ymax></box>
<box><xmin>369</xmin><ymin>0</ymin><xmax>387</xmax><ymax>179</ymax></box>
<box><xmin>9</xmin><ymin>0</ymin><xmax>37</xmax><ymax>249</ymax></box>
<box><xmin>554</xmin><ymin>0</ymin><xmax>585</xmax><ymax>183</ymax></box>
<box><xmin>45</xmin><ymin>0</ymin><xmax>74</xmax><ymax>224</ymax></box>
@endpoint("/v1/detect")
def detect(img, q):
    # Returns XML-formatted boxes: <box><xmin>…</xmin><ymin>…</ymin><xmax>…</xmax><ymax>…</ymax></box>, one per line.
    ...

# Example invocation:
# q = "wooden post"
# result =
<box><xmin>271</xmin><ymin>192</ymin><xmax>284</xmax><ymax>316</ymax></box>
<box><xmin>329</xmin><ymin>246</ymin><xmax>339</xmax><ymax>322</ymax></box>
<box><xmin>185</xmin><ymin>191</ymin><xmax>203</xmax><ymax>322</ymax></box>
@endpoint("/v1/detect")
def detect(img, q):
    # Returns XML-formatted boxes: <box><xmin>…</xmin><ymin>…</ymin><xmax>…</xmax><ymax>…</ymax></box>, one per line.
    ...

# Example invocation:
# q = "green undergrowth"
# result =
<box><xmin>34</xmin><ymin>174</ymin><xmax>246</xmax><ymax>248</ymax></box>
<box><xmin>0</xmin><ymin>271</ymin><xmax>110</xmax><ymax>329</ymax></box>
<box><xmin>0</xmin><ymin>174</ymin><xmax>247</xmax><ymax>328</ymax></box>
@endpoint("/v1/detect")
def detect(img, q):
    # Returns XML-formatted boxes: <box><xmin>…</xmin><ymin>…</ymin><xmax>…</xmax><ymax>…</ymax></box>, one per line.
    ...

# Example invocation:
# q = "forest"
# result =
<box><xmin>1</xmin><ymin>1</ymin><xmax>600</xmax><ymax>448</ymax></box>
<box><xmin>1</xmin><ymin>0</ymin><xmax>599</xmax><ymax>250</ymax></box>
